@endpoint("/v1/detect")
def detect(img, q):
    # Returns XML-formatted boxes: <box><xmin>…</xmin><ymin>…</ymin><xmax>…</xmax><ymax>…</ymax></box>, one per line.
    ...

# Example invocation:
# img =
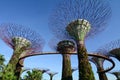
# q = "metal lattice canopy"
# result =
<box><xmin>49</xmin><ymin>0</ymin><xmax>112</xmax><ymax>40</ymax></box>
<box><xmin>0</xmin><ymin>23</ymin><xmax>45</xmax><ymax>54</ymax></box>
<box><xmin>97</xmin><ymin>39</ymin><xmax>120</xmax><ymax>61</ymax></box>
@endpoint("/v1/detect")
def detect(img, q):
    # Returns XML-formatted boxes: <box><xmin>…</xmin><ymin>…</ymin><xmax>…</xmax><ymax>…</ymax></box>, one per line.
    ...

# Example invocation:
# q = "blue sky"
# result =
<box><xmin>0</xmin><ymin>0</ymin><xmax>120</xmax><ymax>80</ymax></box>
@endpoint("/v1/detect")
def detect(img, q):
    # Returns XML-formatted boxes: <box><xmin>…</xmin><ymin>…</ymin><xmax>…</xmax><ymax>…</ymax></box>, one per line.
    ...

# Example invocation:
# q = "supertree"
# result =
<box><xmin>97</xmin><ymin>39</ymin><xmax>120</xmax><ymax>61</ymax></box>
<box><xmin>0</xmin><ymin>23</ymin><xmax>45</xmax><ymax>80</ymax></box>
<box><xmin>57</xmin><ymin>40</ymin><xmax>76</xmax><ymax>80</ymax></box>
<box><xmin>49</xmin><ymin>38</ymin><xmax>76</xmax><ymax>80</ymax></box>
<box><xmin>23</xmin><ymin>68</ymin><xmax>43</xmax><ymax>80</ymax></box>
<box><xmin>89</xmin><ymin>53</ymin><xmax>109</xmax><ymax>80</ymax></box>
<box><xmin>49</xmin><ymin>0</ymin><xmax>111</xmax><ymax>80</ymax></box>
<box><xmin>109</xmin><ymin>71</ymin><xmax>120</xmax><ymax>80</ymax></box>
<box><xmin>46</xmin><ymin>71</ymin><xmax>58</xmax><ymax>80</ymax></box>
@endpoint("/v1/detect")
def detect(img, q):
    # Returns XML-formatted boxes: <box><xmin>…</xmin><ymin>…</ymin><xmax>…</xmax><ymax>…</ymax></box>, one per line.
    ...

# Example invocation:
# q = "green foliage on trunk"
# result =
<box><xmin>2</xmin><ymin>64</ymin><xmax>17</xmax><ymax>80</ymax></box>
<box><xmin>77</xmin><ymin>43</ymin><xmax>95</xmax><ymax>80</ymax></box>
<box><xmin>62</xmin><ymin>54</ymin><xmax>72</xmax><ymax>80</ymax></box>
<box><xmin>98</xmin><ymin>68</ymin><xmax>108</xmax><ymax>80</ymax></box>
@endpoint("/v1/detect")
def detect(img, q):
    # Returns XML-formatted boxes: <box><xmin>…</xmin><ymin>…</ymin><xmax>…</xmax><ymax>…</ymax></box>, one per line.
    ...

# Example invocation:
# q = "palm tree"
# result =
<box><xmin>23</xmin><ymin>68</ymin><xmax>43</xmax><ymax>80</ymax></box>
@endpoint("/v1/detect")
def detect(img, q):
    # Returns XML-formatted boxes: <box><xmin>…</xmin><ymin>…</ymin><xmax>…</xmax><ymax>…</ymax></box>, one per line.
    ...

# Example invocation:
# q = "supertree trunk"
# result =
<box><xmin>62</xmin><ymin>54</ymin><xmax>72</xmax><ymax>80</ymax></box>
<box><xmin>77</xmin><ymin>41</ymin><xmax>94</xmax><ymax>80</ymax></box>
<box><xmin>14</xmin><ymin>59</ymin><xmax>24</xmax><ymax>80</ymax></box>
<box><xmin>50</xmin><ymin>76</ymin><xmax>53</xmax><ymax>80</ymax></box>
<box><xmin>8</xmin><ymin>50</ymin><xmax>23</xmax><ymax>80</ymax></box>
<box><xmin>37</xmin><ymin>38</ymin><xmax>74</xmax><ymax>80</ymax></box>
<box><xmin>97</xmin><ymin>67</ymin><xmax>108</xmax><ymax>80</ymax></box>
<box><xmin>57</xmin><ymin>40</ymin><xmax>75</xmax><ymax>80</ymax></box>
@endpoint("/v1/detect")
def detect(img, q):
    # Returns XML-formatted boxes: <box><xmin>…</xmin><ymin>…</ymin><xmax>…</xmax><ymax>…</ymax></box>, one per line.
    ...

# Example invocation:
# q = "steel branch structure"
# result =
<box><xmin>49</xmin><ymin>0</ymin><xmax>112</xmax><ymax>40</ymax></box>
<box><xmin>0</xmin><ymin>23</ymin><xmax>45</xmax><ymax>80</ymax></box>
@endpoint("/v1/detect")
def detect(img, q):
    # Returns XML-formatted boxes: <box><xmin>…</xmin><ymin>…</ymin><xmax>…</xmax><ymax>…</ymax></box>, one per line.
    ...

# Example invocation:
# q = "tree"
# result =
<box><xmin>0</xmin><ymin>23</ymin><xmax>45</xmax><ymax>80</ymax></box>
<box><xmin>23</xmin><ymin>68</ymin><xmax>43</xmax><ymax>80</ymax></box>
<box><xmin>49</xmin><ymin>0</ymin><xmax>111</xmax><ymax>80</ymax></box>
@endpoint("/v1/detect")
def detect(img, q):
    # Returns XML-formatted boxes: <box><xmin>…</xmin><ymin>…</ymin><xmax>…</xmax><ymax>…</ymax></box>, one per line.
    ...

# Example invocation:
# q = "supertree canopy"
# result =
<box><xmin>49</xmin><ymin>0</ymin><xmax>111</xmax><ymax>80</ymax></box>
<box><xmin>0</xmin><ymin>23</ymin><xmax>45</xmax><ymax>80</ymax></box>
<box><xmin>49</xmin><ymin>0</ymin><xmax>112</xmax><ymax>40</ymax></box>
<box><xmin>0</xmin><ymin>23</ymin><xmax>44</xmax><ymax>52</ymax></box>
<box><xmin>97</xmin><ymin>39</ymin><xmax>120</xmax><ymax>61</ymax></box>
